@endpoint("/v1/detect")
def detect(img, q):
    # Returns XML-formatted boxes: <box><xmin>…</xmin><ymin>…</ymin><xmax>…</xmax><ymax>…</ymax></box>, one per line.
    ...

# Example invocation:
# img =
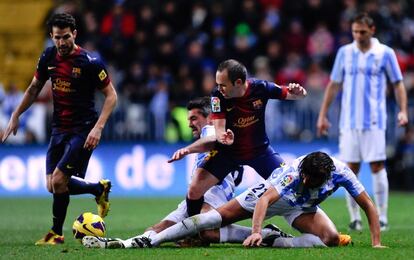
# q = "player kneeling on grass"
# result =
<box><xmin>83</xmin><ymin>152</ymin><xmax>369</xmax><ymax>249</ymax></box>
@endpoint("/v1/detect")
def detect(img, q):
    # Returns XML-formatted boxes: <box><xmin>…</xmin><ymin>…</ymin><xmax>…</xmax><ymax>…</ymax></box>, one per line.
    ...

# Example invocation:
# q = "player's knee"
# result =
<box><xmin>321</xmin><ymin>231</ymin><xmax>340</xmax><ymax>247</ymax></box>
<box><xmin>51</xmin><ymin>177</ymin><xmax>68</xmax><ymax>193</ymax></box>
<box><xmin>187</xmin><ymin>187</ymin><xmax>203</xmax><ymax>200</ymax></box>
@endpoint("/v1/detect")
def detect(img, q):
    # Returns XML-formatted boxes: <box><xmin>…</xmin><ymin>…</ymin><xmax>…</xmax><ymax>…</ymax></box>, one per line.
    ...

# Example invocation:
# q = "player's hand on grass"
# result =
<box><xmin>397</xmin><ymin>111</ymin><xmax>408</xmax><ymax>127</ymax></box>
<box><xmin>168</xmin><ymin>148</ymin><xmax>190</xmax><ymax>163</ymax></box>
<box><xmin>2</xmin><ymin>114</ymin><xmax>19</xmax><ymax>142</ymax></box>
<box><xmin>217</xmin><ymin>129</ymin><xmax>234</xmax><ymax>145</ymax></box>
<box><xmin>84</xmin><ymin>127</ymin><xmax>102</xmax><ymax>150</ymax></box>
<box><xmin>243</xmin><ymin>233</ymin><xmax>262</xmax><ymax>247</ymax></box>
<box><xmin>316</xmin><ymin>116</ymin><xmax>331</xmax><ymax>137</ymax></box>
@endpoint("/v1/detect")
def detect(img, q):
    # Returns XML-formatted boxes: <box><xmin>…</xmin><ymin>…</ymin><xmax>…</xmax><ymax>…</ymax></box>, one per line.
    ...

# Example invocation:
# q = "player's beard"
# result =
<box><xmin>58</xmin><ymin>43</ymin><xmax>74</xmax><ymax>57</ymax></box>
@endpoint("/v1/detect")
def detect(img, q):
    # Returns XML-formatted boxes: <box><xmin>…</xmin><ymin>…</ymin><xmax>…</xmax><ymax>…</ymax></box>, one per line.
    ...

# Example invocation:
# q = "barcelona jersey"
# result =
<box><xmin>35</xmin><ymin>46</ymin><xmax>111</xmax><ymax>134</ymax></box>
<box><xmin>210</xmin><ymin>78</ymin><xmax>287</xmax><ymax>160</ymax></box>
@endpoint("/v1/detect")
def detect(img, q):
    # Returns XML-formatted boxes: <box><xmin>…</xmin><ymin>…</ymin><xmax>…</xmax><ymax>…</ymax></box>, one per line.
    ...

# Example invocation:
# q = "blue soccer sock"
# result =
<box><xmin>186</xmin><ymin>196</ymin><xmax>204</xmax><ymax>216</ymax></box>
<box><xmin>51</xmin><ymin>192</ymin><xmax>70</xmax><ymax>236</ymax></box>
<box><xmin>68</xmin><ymin>176</ymin><xmax>102</xmax><ymax>196</ymax></box>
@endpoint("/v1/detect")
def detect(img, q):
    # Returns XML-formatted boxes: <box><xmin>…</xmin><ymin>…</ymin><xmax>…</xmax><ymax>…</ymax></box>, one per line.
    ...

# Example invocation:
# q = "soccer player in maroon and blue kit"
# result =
<box><xmin>169</xmin><ymin>59</ymin><xmax>306</xmax><ymax>217</ymax></box>
<box><xmin>1</xmin><ymin>13</ymin><xmax>117</xmax><ymax>245</ymax></box>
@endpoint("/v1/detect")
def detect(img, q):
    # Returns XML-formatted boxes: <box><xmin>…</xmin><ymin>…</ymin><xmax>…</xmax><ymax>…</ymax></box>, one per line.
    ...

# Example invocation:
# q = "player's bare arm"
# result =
<box><xmin>84</xmin><ymin>82</ymin><xmax>117</xmax><ymax>150</ymax></box>
<box><xmin>285</xmin><ymin>83</ymin><xmax>307</xmax><ymax>100</ymax></box>
<box><xmin>393</xmin><ymin>81</ymin><xmax>408</xmax><ymax>126</ymax></box>
<box><xmin>243</xmin><ymin>186</ymin><xmax>280</xmax><ymax>247</ymax></box>
<box><xmin>213</xmin><ymin>118</ymin><xmax>234</xmax><ymax>145</ymax></box>
<box><xmin>354</xmin><ymin>191</ymin><xmax>385</xmax><ymax>248</ymax></box>
<box><xmin>316</xmin><ymin>81</ymin><xmax>341</xmax><ymax>137</ymax></box>
<box><xmin>168</xmin><ymin>135</ymin><xmax>216</xmax><ymax>163</ymax></box>
<box><xmin>2</xmin><ymin>77</ymin><xmax>45</xmax><ymax>142</ymax></box>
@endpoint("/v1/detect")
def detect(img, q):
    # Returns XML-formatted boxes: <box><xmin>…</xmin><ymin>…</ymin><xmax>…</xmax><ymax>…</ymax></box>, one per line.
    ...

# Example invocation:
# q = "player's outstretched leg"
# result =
<box><xmin>95</xmin><ymin>179</ymin><xmax>111</xmax><ymax>218</ymax></box>
<box><xmin>82</xmin><ymin>236</ymin><xmax>124</xmax><ymax>249</ymax></box>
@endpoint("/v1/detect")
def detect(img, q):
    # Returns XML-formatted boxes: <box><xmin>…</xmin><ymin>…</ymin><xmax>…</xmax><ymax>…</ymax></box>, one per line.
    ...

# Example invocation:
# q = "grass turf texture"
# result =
<box><xmin>0</xmin><ymin>193</ymin><xmax>413</xmax><ymax>259</ymax></box>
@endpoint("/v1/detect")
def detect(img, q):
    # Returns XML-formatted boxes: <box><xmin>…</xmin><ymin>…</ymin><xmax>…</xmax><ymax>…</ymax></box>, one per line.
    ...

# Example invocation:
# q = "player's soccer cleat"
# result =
<box><xmin>35</xmin><ymin>230</ymin><xmax>64</xmax><ymax>245</ymax></box>
<box><xmin>264</xmin><ymin>224</ymin><xmax>294</xmax><ymax>238</ymax></box>
<box><xmin>82</xmin><ymin>236</ymin><xmax>124</xmax><ymax>249</ymax></box>
<box><xmin>130</xmin><ymin>236</ymin><xmax>152</xmax><ymax>248</ymax></box>
<box><xmin>261</xmin><ymin>224</ymin><xmax>294</xmax><ymax>247</ymax></box>
<box><xmin>338</xmin><ymin>234</ymin><xmax>353</xmax><ymax>246</ymax></box>
<box><xmin>348</xmin><ymin>220</ymin><xmax>362</xmax><ymax>231</ymax></box>
<box><xmin>380</xmin><ymin>221</ymin><xmax>389</xmax><ymax>232</ymax></box>
<box><xmin>95</xmin><ymin>179</ymin><xmax>111</xmax><ymax>218</ymax></box>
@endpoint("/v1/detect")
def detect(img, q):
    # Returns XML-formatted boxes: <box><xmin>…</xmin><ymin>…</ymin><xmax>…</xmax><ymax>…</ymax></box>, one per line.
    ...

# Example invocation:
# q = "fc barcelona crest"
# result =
<box><xmin>72</xmin><ymin>67</ymin><xmax>81</xmax><ymax>78</ymax></box>
<box><xmin>252</xmin><ymin>99</ymin><xmax>263</xmax><ymax>109</ymax></box>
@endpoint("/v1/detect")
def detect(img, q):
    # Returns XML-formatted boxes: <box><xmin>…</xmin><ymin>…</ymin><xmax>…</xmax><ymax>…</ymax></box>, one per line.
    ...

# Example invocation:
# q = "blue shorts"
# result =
<box><xmin>46</xmin><ymin>131</ymin><xmax>93</xmax><ymax>177</ymax></box>
<box><xmin>199</xmin><ymin>146</ymin><xmax>284</xmax><ymax>181</ymax></box>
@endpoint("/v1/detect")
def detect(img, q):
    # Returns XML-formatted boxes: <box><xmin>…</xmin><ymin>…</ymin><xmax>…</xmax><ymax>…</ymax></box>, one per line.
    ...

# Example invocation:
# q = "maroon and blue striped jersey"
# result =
<box><xmin>35</xmin><ymin>46</ymin><xmax>111</xmax><ymax>134</ymax></box>
<box><xmin>211</xmin><ymin>78</ymin><xmax>287</xmax><ymax>160</ymax></box>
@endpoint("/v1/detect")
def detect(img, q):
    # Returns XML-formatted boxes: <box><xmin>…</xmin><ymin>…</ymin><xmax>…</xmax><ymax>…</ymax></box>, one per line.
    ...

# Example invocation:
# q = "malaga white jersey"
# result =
<box><xmin>330</xmin><ymin>38</ymin><xmax>403</xmax><ymax>130</ymax></box>
<box><xmin>267</xmin><ymin>156</ymin><xmax>365</xmax><ymax>208</ymax></box>
<box><xmin>192</xmin><ymin>125</ymin><xmax>236</xmax><ymax>200</ymax></box>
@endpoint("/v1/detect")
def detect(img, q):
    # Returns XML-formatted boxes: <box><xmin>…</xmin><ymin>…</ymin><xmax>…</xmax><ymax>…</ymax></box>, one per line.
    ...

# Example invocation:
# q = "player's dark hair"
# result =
<box><xmin>217</xmin><ymin>59</ymin><xmax>248</xmax><ymax>85</ymax></box>
<box><xmin>47</xmin><ymin>13</ymin><xmax>76</xmax><ymax>33</ymax></box>
<box><xmin>351</xmin><ymin>12</ymin><xmax>375</xmax><ymax>27</ymax></box>
<box><xmin>187</xmin><ymin>96</ymin><xmax>211</xmax><ymax>118</ymax></box>
<box><xmin>299</xmin><ymin>151</ymin><xmax>336</xmax><ymax>182</ymax></box>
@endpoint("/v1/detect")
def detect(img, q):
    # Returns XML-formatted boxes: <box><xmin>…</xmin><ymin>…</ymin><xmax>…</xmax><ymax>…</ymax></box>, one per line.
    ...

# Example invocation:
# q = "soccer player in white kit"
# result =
<box><xmin>317</xmin><ymin>12</ymin><xmax>408</xmax><ymax>231</ymax></box>
<box><xmin>85</xmin><ymin>152</ymin><xmax>375</xmax><ymax>249</ymax></box>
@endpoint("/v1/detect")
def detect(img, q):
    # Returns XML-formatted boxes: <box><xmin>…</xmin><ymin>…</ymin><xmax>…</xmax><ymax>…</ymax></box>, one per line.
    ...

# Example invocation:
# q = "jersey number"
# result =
<box><xmin>251</xmin><ymin>183</ymin><xmax>268</xmax><ymax>198</ymax></box>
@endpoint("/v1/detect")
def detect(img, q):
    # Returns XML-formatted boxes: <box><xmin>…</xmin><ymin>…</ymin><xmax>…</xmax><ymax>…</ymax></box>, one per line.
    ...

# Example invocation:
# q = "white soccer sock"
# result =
<box><xmin>219</xmin><ymin>225</ymin><xmax>272</xmax><ymax>243</ymax></box>
<box><xmin>372</xmin><ymin>168</ymin><xmax>388</xmax><ymax>223</ymax></box>
<box><xmin>150</xmin><ymin>209</ymin><xmax>222</xmax><ymax>246</ymax></box>
<box><xmin>345</xmin><ymin>189</ymin><xmax>361</xmax><ymax>222</ymax></box>
<box><xmin>272</xmin><ymin>233</ymin><xmax>326</xmax><ymax>248</ymax></box>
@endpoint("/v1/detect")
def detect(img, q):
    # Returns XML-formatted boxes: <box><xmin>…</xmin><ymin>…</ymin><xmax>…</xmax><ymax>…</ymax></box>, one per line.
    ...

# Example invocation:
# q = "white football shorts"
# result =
<box><xmin>339</xmin><ymin>129</ymin><xmax>386</xmax><ymax>163</ymax></box>
<box><xmin>235</xmin><ymin>181</ymin><xmax>323</xmax><ymax>226</ymax></box>
<box><xmin>163</xmin><ymin>185</ymin><xmax>232</xmax><ymax>223</ymax></box>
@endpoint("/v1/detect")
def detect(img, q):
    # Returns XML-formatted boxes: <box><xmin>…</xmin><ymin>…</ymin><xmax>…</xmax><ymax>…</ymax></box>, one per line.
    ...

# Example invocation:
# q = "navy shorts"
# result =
<box><xmin>46</xmin><ymin>131</ymin><xmax>93</xmax><ymax>178</ymax></box>
<box><xmin>199</xmin><ymin>146</ymin><xmax>284</xmax><ymax>181</ymax></box>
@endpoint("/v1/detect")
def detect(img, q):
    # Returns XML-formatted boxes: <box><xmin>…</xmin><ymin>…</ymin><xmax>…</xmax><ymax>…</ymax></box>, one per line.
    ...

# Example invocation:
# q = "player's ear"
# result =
<box><xmin>235</xmin><ymin>78</ymin><xmax>243</xmax><ymax>86</ymax></box>
<box><xmin>73</xmin><ymin>29</ymin><xmax>77</xmax><ymax>39</ymax></box>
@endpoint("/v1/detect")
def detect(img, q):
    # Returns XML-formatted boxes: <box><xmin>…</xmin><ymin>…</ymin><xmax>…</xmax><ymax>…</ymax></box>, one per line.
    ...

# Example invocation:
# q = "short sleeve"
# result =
<box><xmin>210</xmin><ymin>88</ymin><xmax>226</xmax><ymax>120</ymax></box>
<box><xmin>264</xmin><ymin>80</ymin><xmax>288</xmax><ymax>99</ymax></box>
<box><xmin>89</xmin><ymin>58</ymin><xmax>111</xmax><ymax>89</ymax></box>
<box><xmin>384</xmin><ymin>48</ymin><xmax>403</xmax><ymax>84</ymax></box>
<box><xmin>330</xmin><ymin>47</ymin><xmax>345</xmax><ymax>83</ymax></box>
<box><xmin>34</xmin><ymin>49</ymin><xmax>50</xmax><ymax>82</ymax></box>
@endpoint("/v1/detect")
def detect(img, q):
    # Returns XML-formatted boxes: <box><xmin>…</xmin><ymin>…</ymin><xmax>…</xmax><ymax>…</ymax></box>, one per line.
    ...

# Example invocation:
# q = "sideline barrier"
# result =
<box><xmin>0</xmin><ymin>142</ymin><xmax>372</xmax><ymax>197</ymax></box>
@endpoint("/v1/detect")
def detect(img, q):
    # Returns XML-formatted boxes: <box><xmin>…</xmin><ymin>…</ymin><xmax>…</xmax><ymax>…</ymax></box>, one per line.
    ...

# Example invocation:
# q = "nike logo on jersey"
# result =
<box><xmin>226</xmin><ymin>107</ymin><xmax>235</xmax><ymax>112</ymax></box>
<box><xmin>48</xmin><ymin>66</ymin><xmax>56</xmax><ymax>70</ymax></box>
<box><xmin>66</xmin><ymin>164</ymin><xmax>74</xmax><ymax>169</ymax></box>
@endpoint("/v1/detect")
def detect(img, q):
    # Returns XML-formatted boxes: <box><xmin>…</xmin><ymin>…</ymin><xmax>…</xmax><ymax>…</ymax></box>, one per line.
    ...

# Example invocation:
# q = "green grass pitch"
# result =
<box><xmin>0</xmin><ymin>193</ymin><xmax>413</xmax><ymax>259</ymax></box>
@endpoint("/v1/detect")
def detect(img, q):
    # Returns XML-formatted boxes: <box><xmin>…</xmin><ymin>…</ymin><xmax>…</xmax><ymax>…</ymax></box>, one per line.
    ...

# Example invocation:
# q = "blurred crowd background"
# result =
<box><xmin>0</xmin><ymin>0</ymin><xmax>414</xmax><ymax>177</ymax></box>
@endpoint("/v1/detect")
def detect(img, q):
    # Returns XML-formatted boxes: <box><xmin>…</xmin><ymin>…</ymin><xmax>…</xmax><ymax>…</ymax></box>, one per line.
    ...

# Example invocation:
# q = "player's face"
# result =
<box><xmin>50</xmin><ymin>26</ymin><xmax>77</xmax><ymax>57</ymax></box>
<box><xmin>351</xmin><ymin>22</ymin><xmax>374</xmax><ymax>47</ymax></box>
<box><xmin>302</xmin><ymin>171</ymin><xmax>329</xmax><ymax>189</ymax></box>
<box><xmin>216</xmin><ymin>69</ymin><xmax>242</xmax><ymax>99</ymax></box>
<box><xmin>188</xmin><ymin>108</ymin><xmax>209</xmax><ymax>139</ymax></box>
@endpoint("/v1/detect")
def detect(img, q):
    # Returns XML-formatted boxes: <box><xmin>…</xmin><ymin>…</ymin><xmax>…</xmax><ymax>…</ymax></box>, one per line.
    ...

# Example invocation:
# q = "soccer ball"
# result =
<box><xmin>72</xmin><ymin>212</ymin><xmax>106</xmax><ymax>239</ymax></box>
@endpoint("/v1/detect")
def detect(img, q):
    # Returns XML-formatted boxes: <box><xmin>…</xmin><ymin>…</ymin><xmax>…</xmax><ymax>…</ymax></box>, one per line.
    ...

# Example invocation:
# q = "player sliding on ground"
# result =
<box><xmin>83</xmin><ymin>152</ymin><xmax>367</xmax><ymax>249</ymax></box>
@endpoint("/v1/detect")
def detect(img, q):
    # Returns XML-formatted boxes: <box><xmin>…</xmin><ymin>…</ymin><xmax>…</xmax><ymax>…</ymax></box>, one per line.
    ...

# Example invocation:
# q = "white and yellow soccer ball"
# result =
<box><xmin>72</xmin><ymin>212</ymin><xmax>106</xmax><ymax>240</ymax></box>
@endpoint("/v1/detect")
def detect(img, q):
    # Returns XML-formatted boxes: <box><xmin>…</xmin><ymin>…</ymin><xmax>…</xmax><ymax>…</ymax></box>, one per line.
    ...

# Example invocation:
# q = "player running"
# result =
<box><xmin>1</xmin><ymin>13</ymin><xmax>117</xmax><ymax>245</ymax></box>
<box><xmin>83</xmin><ymin>152</ymin><xmax>363</xmax><ymax>249</ymax></box>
